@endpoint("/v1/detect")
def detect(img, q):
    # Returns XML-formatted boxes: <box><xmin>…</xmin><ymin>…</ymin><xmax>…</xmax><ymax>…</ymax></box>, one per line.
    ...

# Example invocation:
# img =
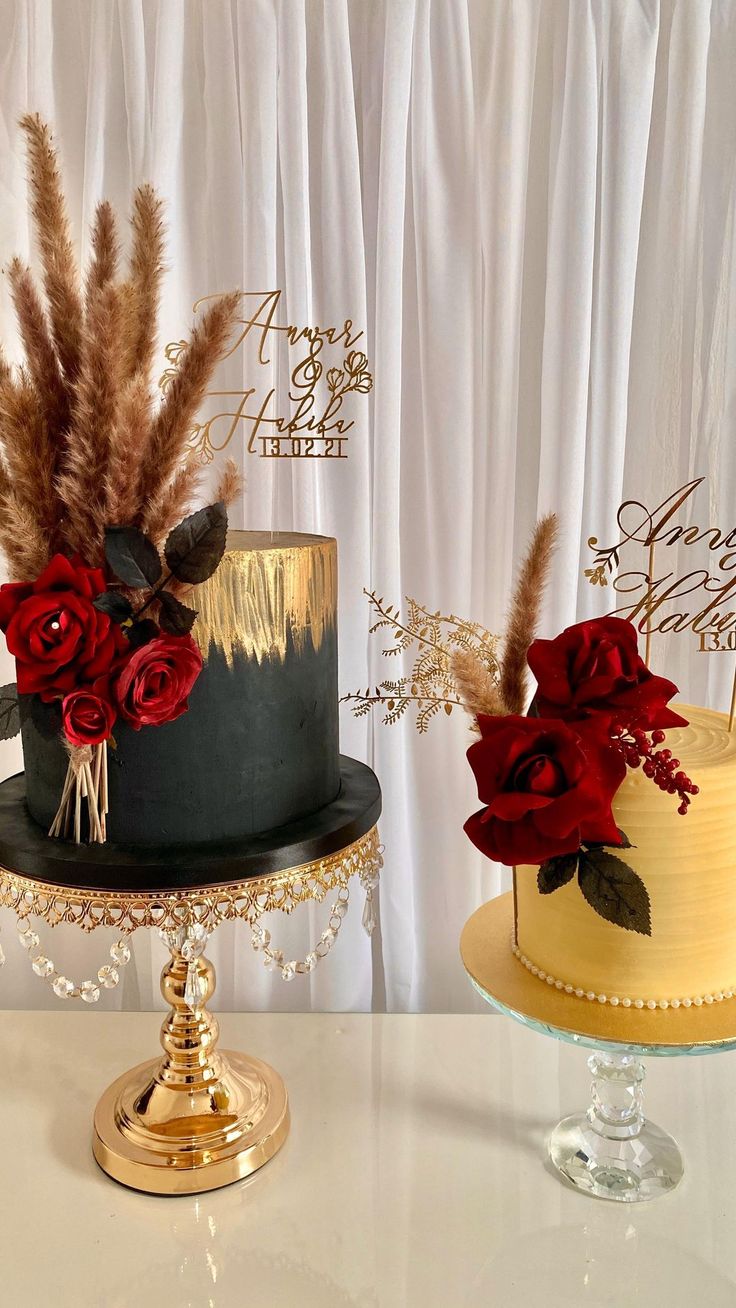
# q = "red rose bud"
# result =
<box><xmin>527</xmin><ymin>616</ymin><xmax>687</xmax><ymax>732</ymax></box>
<box><xmin>464</xmin><ymin>715</ymin><xmax>626</xmax><ymax>867</ymax></box>
<box><xmin>115</xmin><ymin>633</ymin><xmax>203</xmax><ymax>730</ymax></box>
<box><xmin>62</xmin><ymin>688</ymin><xmax>116</xmax><ymax>747</ymax></box>
<box><xmin>0</xmin><ymin>554</ymin><xmax>127</xmax><ymax>702</ymax></box>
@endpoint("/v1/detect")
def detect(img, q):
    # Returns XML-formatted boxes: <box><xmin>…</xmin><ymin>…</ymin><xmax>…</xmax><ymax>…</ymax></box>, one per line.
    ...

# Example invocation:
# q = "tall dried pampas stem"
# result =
<box><xmin>7</xmin><ymin>258</ymin><xmax>70</xmax><ymax>441</ymax></box>
<box><xmin>451</xmin><ymin>648</ymin><xmax>506</xmax><ymax>729</ymax></box>
<box><xmin>85</xmin><ymin>200</ymin><xmax>120</xmax><ymax>305</ymax></box>
<box><xmin>213</xmin><ymin>456</ymin><xmax>243</xmax><ymax>509</ymax></box>
<box><xmin>1</xmin><ymin>115</ymin><xmax>243</xmax><ymax>582</ymax></box>
<box><xmin>57</xmin><ymin>283</ymin><xmax>124</xmax><ymax>561</ymax></box>
<box><xmin>0</xmin><ymin>374</ymin><xmax>58</xmax><ymax>542</ymax></box>
<box><xmin>127</xmin><ymin>183</ymin><xmax>166</xmax><ymax>381</ymax></box>
<box><xmin>105</xmin><ymin>375</ymin><xmax>152</xmax><ymax>526</ymax></box>
<box><xmin>498</xmin><ymin>513</ymin><xmax>559</xmax><ymax>715</ymax></box>
<box><xmin>19</xmin><ymin>113</ymin><xmax>83</xmax><ymax>383</ymax></box>
<box><xmin>0</xmin><ymin>491</ymin><xmax>50</xmax><ymax>581</ymax></box>
<box><xmin>143</xmin><ymin>454</ymin><xmax>202</xmax><ymax>546</ymax></box>
<box><xmin>135</xmin><ymin>290</ymin><xmax>240</xmax><ymax>514</ymax></box>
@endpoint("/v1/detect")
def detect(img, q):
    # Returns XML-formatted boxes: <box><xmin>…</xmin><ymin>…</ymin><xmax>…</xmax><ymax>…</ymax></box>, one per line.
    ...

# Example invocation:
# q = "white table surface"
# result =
<box><xmin>1</xmin><ymin>1010</ymin><xmax>735</xmax><ymax>1307</ymax></box>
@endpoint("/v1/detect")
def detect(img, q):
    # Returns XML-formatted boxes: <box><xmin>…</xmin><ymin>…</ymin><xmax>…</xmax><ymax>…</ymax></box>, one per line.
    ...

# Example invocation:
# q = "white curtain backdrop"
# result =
<box><xmin>0</xmin><ymin>0</ymin><xmax>734</xmax><ymax>1011</ymax></box>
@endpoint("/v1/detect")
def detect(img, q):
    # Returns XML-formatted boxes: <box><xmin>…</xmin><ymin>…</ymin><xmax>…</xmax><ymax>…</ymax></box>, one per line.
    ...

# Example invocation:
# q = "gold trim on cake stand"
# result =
<box><xmin>461</xmin><ymin>893</ymin><xmax>736</xmax><ymax>1202</ymax></box>
<box><xmin>0</xmin><ymin>827</ymin><xmax>382</xmax><ymax>934</ymax></box>
<box><xmin>1</xmin><ymin>826</ymin><xmax>381</xmax><ymax>1195</ymax></box>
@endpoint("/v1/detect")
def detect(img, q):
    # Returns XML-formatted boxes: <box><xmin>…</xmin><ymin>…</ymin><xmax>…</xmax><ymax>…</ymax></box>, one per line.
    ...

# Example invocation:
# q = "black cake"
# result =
<box><xmin>19</xmin><ymin>531</ymin><xmax>341</xmax><ymax>846</ymax></box>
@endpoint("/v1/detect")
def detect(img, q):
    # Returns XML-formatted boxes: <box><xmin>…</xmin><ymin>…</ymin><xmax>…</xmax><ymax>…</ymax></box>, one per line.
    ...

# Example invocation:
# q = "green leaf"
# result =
<box><xmin>105</xmin><ymin>527</ymin><xmax>162</xmax><ymax>589</ymax></box>
<box><xmin>164</xmin><ymin>502</ymin><xmax>228</xmax><ymax>585</ymax></box>
<box><xmin>537</xmin><ymin>853</ymin><xmax>578</xmax><ymax>895</ymax></box>
<box><xmin>578</xmin><ymin>850</ymin><xmax>651</xmax><ymax>936</ymax></box>
<box><xmin>0</xmin><ymin>683</ymin><xmax>20</xmax><ymax>740</ymax></box>
<box><xmin>158</xmin><ymin>590</ymin><xmax>198</xmax><ymax>635</ymax></box>
<box><xmin>93</xmin><ymin>591</ymin><xmax>134</xmax><ymax>623</ymax></box>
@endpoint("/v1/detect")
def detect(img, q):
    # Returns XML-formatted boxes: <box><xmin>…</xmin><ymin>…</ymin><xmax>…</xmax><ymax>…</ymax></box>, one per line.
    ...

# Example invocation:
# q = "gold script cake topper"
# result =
<box><xmin>586</xmin><ymin>479</ymin><xmax>736</xmax><ymax>654</ymax></box>
<box><xmin>161</xmin><ymin>290</ymin><xmax>373</xmax><ymax>463</ymax></box>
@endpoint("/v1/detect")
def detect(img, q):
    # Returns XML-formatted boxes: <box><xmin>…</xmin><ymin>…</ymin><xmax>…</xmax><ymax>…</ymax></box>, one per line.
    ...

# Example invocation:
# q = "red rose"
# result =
<box><xmin>527</xmin><ymin>616</ymin><xmax>687</xmax><ymax>731</ymax></box>
<box><xmin>62</xmin><ymin>684</ymin><xmax>116</xmax><ymax>747</ymax></box>
<box><xmin>115</xmin><ymin>633</ymin><xmax>202</xmax><ymax>730</ymax></box>
<box><xmin>0</xmin><ymin>554</ymin><xmax>126</xmax><ymax>701</ymax></box>
<box><xmin>464</xmin><ymin>715</ymin><xmax>626</xmax><ymax>866</ymax></box>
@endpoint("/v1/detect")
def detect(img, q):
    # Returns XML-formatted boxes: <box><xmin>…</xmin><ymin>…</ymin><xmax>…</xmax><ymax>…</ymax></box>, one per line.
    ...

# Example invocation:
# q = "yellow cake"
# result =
<box><xmin>513</xmin><ymin>705</ymin><xmax>736</xmax><ymax>1009</ymax></box>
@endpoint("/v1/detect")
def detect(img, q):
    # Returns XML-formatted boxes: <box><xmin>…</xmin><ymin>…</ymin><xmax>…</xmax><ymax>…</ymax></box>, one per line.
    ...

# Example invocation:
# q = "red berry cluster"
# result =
<box><xmin>611</xmin><ymin>723</ymin><xmax>699</xmax><ymax>816</ymax></box>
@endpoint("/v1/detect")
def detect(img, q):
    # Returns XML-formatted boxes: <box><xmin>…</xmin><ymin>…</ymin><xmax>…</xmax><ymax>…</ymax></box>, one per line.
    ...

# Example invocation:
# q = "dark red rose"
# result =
<box><xmin>0</xmin><ymin>554</ymin><xmax>127</xmax><ymax>702</ymax></box>
<box><xmin>464</xmin><ymin>715</ymin><xmax>626</xmax><ymax>866</ymax></box>
<box><xmin>115</xmin><ymin>633</ymin><xmax>203</xmax><ymax>730</ymax></box>
<box><xmin>62</xmin><ymin>682</ymin><xmax>116</xmax><ymax>747</ymax></box>
<box><xmin>527</xmin><ymin>616</ymin><xmax>687</xmax><ymax>731</ymax></box>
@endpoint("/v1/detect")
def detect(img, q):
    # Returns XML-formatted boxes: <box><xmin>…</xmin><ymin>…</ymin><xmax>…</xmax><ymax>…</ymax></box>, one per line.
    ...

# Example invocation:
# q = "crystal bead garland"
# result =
<box><xmin>5</xmin><ymin>837</ymin><xmax>383</xmax><ymax>996</ymax></box>
<box><xmin>15</xmin><ymin>916</ymin><xmax>133</xmax><ymax>1003</ymax></box>
<box><xmin>251</xmin><ymin>842</ymin><xmax>383</xmax><ymax>980</ymax></box>
<box><xmin>251</xmin><ymin>883</ymin><xmax>351</xmax><ymax>980</ymax></box>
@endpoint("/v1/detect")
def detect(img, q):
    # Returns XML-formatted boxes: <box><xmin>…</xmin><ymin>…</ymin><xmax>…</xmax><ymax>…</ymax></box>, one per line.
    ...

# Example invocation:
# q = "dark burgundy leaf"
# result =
<box><xmin>105</xmin><ymin>527</ymin><xmax>162</xmax><ymax>589</ymax></box>
<box><xmin>0</xmin><ymin>683</ymin><xmax>20</xmax><ymax>741</ymax></box>
<box><xmin>158</xmin><ymin>590</ymin><xmax>198</xmax><ymax>635</ymax></box>
<box><xmin>126</xmin><ymin>618</ymin><xmax>160</xmax><ymax>649</ymax></box>
<box><xmin>164</xmin><ymin>502</ymin><xmax>228</xmax><ymax>585</ymax></box>
<box><xmin>584</xmin><ymin>828</ymin><xmax>635</xmax><ymax>851</ymax></box>
<box><xmin>93</xmin><ymin>591</ymin><xmax>134</xmax><ymax>623</ymax></box>
<box><xmin>23</xmin><ymin>693</ymin><xmax>62</xmax><ymax>741</ymax></box>
<box><xmin>578</xmin><ymin>850</ymin><xmax>651</xmax><ymax>936</ymax></box>
<box><xmin>537</xmin><ymin>853</ymin><xmax>578</xmax><ymax>895</ymax></box>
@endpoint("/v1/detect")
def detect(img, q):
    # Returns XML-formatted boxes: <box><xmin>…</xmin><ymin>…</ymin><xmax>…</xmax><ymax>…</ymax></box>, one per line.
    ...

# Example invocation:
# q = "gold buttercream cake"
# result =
<box><xmin>514</xmin><ymin>705</ymin><xmax>736</xmax><ymax>1008</ymax></box>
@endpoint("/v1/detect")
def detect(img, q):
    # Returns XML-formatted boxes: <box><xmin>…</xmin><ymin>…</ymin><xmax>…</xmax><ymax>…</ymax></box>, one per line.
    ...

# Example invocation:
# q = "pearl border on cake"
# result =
<box><xmin>511</xmin><ymin>942</ymin><xmax>736</xmax><ymax>1010</ymax></box>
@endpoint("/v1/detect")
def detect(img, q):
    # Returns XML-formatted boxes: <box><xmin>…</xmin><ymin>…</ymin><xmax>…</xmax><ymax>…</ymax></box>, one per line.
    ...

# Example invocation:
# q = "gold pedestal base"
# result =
<box><xmin>93</xmin><ymin>1050</ymin><xmax>289</xmax><ymax>1195</ymax></box>
<box><xmin>92</xmin><ymin>934</ymin><xmax>289</xmax><ymax>1195</ymax></box>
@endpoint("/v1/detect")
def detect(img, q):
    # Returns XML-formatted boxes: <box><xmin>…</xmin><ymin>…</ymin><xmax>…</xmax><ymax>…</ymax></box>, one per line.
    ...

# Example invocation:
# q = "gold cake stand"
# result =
<box><xmin>0</xmin><ymin>766</ymin><xmax>381</xmax><ymax>1196</ymax></box>
<box><xmin>461</xmin><ymin>893</ymin><xmax>736</xmax><ymax>1202</ymax></box>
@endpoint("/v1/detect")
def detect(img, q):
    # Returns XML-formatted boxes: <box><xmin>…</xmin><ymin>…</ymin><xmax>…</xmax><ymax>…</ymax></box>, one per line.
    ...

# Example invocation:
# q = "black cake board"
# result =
<box><xmin>0</xmin><ymin>756</ymin><xmax>381</xmax><ymax>893</ymax></box>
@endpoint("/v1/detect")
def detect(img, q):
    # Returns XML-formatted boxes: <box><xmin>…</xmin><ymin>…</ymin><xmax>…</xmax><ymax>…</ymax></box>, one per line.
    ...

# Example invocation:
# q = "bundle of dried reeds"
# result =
<box><xmin>452</xmin><ymin>513</ymin><xmax>559</xmax><ymax>725</ymax></box>
<box><xmin>0</xmin><ymin>114</ymin><xmax>242</xmax><ymax>580</ymax></box>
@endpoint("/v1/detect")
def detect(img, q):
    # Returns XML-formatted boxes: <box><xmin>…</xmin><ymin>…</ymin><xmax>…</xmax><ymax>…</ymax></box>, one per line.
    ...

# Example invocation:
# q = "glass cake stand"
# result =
<box><xmin>0</xmin><ymin>758</ymin><xmax>382</xmax><ymax>1196</ymax></box>
<box><xmin>461</xmin><ymin>894</ymin><xmax>736</xmax><ymax>1203</ymax></box>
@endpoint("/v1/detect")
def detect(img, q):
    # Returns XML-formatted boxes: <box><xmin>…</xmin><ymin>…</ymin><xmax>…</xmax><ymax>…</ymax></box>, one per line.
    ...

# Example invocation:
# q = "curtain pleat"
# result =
<box><xmin>1</xmin><ymin>0</ymin><xmax>734</xmax><ymax>1012</ymax></box>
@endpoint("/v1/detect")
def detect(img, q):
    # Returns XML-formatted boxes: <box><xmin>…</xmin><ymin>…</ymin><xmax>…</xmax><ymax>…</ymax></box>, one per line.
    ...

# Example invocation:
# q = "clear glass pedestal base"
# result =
<box><xmin>548</xmin><ymin>1051</ymin><xmax>684</xmax><ymax>1202</ymax></box>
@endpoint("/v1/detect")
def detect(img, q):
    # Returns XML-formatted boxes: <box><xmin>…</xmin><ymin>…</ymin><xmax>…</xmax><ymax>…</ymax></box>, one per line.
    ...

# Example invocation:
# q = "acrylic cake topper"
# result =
<box><xmin>162</xmin><ymin>289</ymin><xmax>373</xmax><ymax>464</ymax></box>
<box><xmin>585</xmin><ymin>478</ymin><xmax>736</xmax><ymax>729</ymax></box>
<box><xmin>586</xmin><ymin>479</ymin><xmax>736</xmax><ymax>653</ymax></box>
